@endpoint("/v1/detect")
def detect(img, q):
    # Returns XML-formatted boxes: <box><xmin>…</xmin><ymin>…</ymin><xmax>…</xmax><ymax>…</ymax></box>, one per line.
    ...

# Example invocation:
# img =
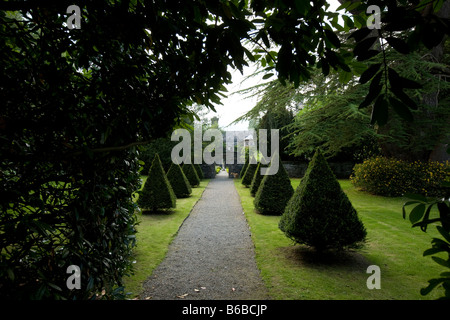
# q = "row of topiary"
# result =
<box><xmin>240</xmin><ymin>150</ymin><xmax>367</xmax><ymax>252</ymax></box>
<box><xmin>137</xmin><ymin>154</ymin><xmax>204</xmax><ymax>212</ymax></box>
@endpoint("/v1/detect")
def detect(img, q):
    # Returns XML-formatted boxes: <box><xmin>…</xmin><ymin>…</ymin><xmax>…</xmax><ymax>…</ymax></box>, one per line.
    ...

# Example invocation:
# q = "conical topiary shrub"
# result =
<box><xmin>254</xmin><ymin>153</ymin><xmax>294</xmax><ymax>215</ymax></box>
<box><xmin>250</xmin><ymin>162</ymin><xmax>267</xmax><ymax>197</ymax></box>
<box><xmin>279</xmin><ymin>149</ymin><xmax>367</xmax><ymax>251</ymax></box>
<box><xmin>241</xmin><ymin>159</ymin><xmax>258</xmax><ymax>187</ymax></box>
<box><xmin>240</xmin><ymin>157</ymin><xmax>249</xmax><ymax>178</ymax></box>
<box><xmin>182</xmin><ymin>163</ymin><xmax>200</xmax><ymax>187</ymax></box>
<box><xmin>166</xmin><ymin>163</ymin><xmax>192</xmax><ymax>198</ymax></box>
<box><xmin>194</xmin><ymin>164</ymin><xmax>204</xmax><ymax>180</ymax></box>
<box><xmin>138</xmin><ymin>154</ymin><xmax>176</xmax><ymax>212</ymax></box>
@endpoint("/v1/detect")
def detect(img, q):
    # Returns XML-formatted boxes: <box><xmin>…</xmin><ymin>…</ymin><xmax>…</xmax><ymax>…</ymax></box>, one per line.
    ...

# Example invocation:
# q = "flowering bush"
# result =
<box><xmin>351</xmin><ymin>157</ymin><xmax>450</xmax><ymax>197</ymax></box>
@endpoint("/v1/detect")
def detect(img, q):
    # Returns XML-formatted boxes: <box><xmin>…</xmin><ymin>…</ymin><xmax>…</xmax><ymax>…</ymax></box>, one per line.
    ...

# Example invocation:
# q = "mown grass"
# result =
<box><xmin>123</xmin><ymin>177</ymin><xmax>210</xmax><ymax>298</ymax></box>
<box><xmin>235</xmin><ymin>178</ymin><xmax>445</xmax><ymax>300</ymax></box>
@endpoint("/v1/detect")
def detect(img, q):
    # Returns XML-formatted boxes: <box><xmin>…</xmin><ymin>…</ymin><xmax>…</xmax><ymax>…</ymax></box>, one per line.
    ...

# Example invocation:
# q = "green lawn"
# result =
<box><xmin>235</xmin><ymin>178</ymin><xmax>445</xmax><ymax>300</ymax></box>
<box><xmin>123</xmin><ymin>177</ymin><xmax>210</xmax><ymax>298</ymax></box>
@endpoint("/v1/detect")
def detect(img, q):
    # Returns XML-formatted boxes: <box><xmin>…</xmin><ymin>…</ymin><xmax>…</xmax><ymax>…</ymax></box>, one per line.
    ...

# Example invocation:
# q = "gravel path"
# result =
<box><xmin>140</xmin><ymin>171</ymin><xmax>270</xmax><ymax>300</ymax></box>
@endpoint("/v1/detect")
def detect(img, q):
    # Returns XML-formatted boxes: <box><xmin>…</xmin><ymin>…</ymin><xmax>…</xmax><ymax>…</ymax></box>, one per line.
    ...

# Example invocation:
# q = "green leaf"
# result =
<box><xmin>262</xmin><ymin>73</ymin><xmax>274</xmax><ymax>80</ymax></box>
<box><xmin>391</xmin><ymin>88</ymin><xmax>419</xmax><ymax>110</ymax></box>
<box><xmin>385</xmin><ymin>37</ymin><xmax>410</xmax><ymax>54</ymax></box>
<box><xmin>339</xmin><ymin>70</ymin><xmax>353</xmax><ymax>84</ymax></box>
<box><xmin>359</xmin><ymin>71</ymin><xmax>382</xmax><ymax>109</ymax></box>
<box><xmin>324</xmin><ymin>29</ymin><xmax>341</xmax><ymax>48</ymax></box>
<box><xmin>389</xmin><ymin>97</ymin><xmax>414</xmax><ymax>122</ymax></box>
<box><xmin>409</xmin><ymin>203</ymin><xmax>426</xmax><ymax>224</ymax></box>
<box><xmin>359</xmin><ymin>63</ymin><xmax>382</xmax><ymax>84</ymax></box>
<box><xmin>388</xmin><ymin>67</ymin><xmax>422</xmax><ymax>89</ymax></box>
<box><xmin>354</xmin><ymin>36</ymin><xmax>378</xmax><ymax>58</ymax></box>
<box><xmin>342</xmin><ymin>15</ymin><xmax>354</xmax><ymax>29</ymax></box>
<box><xmin>336</xmin><ymin>1</ymin><xmax>352</xmax><ymax>11</ymax></box>
<box><xmin>347</xmin><ymin>1</ymin><xmax>362</xmax><ymax>11</ymax></box>
<box><xmin>348</xmin><ymin>27</ymin><xmax>372</xmax><ymax>42</ymax></box>
<box><xmin>371</xmin><ymin>94</ymin><xmax>388</xmax><ymax>126</ymax></box>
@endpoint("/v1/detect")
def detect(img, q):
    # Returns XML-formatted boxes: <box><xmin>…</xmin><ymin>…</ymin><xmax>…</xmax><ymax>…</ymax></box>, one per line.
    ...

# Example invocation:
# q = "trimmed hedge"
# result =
<box><xmin>195</xmin><ymin>164</ymin><xmax>204</xmax><ymax>180</ymax></box>
<box><xmin>279</xmin><ymin>149</ymin><xmax>367</xmax><ymax>251</ymax></box>
<box><xmin>351</xmin><ymin>157</ymin><xmax>450</xmax><ymax>197</ymax></box>
<box><xmin>241</xmin><ymin>160</ymin><xmax>258</xmax><ymax>187</ymax></box>
<box><xmin>250</xmin><ymin>162</ymin><xmax>267</xmax><ymax>197</ymax></box>
<box><xmin>166</xmin><ymin>163</ymin><xmax>192</xmax><ymax>198</ymax></box>
<box><xmin>240</xmin><ymin>157</ymin><xmax>249</xmax><ymax>178</ymax></box>
<box><xmin>138</xmin><ymin>154</ymin><xmax>176</xmax><ymax>211</ymax></box>
<box><xmin>254</xmin><ymin>154</ymin><xmax>294</xmax><ymax>215</ymax></box>
<box><xmin>183</xmin><ymin>163</ymin><xmax>201</xmax><ymax>187</ymax></box>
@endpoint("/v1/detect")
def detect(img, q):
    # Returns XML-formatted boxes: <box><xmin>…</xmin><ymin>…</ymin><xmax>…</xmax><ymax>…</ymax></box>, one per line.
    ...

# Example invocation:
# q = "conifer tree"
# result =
<box><xmin>250</xmin><ymin>162</ymin><xmax>267</xmax><ymax>197</ymax></box>
<box><xmin>240</xmin><ymin>157</ymin><xmax>249</xmax><ymax>178</ymax></box>
<box><xmin>183</xmin><ymin>163</ymin><xmax>201</xmax><ymax>187</ymax></box>
<box><xmin>241</xmin><ymin>159</ymin><xmax>258</xmax><ymax>187</ymax></box>
<box><xmin>194</xmin><ymin>164</ymin><xmax>204</xmax><ymax>180</ymax></box>
<box><xmin>138</xmin><ymin>154</ymin><xmax>176</xmax><ymax>212</ymax></box>
<box><xmin>166</xmin><ymin>163</ymin><xmax>192</xmax><ymax>198</ymax></box>
<box><xmin>279</xmin><ymin>149</ymin><xmax>367</xmax><ymax>251</ymax></box>
<box><xmin>254</xmin><ymin>153</ymin><xmax>294</xmax><ymax>215</ymax></box>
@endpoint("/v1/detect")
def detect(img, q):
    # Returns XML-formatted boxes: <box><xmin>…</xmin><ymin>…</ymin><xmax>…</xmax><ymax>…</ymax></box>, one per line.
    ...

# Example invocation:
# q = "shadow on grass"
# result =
<box><xmin>140</xmin><ymin>209</ymin><xmax>176</xmax><ymax>215</ymax></box>
<box><xmin>279</xmin><ymin>245</ymin><xmax>372</xmax><ymax>271</ymax></box>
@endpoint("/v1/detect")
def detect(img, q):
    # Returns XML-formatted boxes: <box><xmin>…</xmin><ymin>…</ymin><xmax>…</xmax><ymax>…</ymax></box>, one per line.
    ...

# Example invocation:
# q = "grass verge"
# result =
<box><xmin>235</xmin><ymin>178</ymin><xmax>445</xmax><ymax>300</ymax></box>
<box><xmin>123</xmin><ymin>177</ymin><xmax>210</xmax><ymax>298</ymax></box>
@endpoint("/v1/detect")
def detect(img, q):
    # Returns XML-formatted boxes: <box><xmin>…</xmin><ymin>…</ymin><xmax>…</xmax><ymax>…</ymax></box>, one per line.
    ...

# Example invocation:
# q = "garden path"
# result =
<box><xmin>139</xmin><ymin>170</ymin><xmax>270</xmax><ymax>300</ymax></box>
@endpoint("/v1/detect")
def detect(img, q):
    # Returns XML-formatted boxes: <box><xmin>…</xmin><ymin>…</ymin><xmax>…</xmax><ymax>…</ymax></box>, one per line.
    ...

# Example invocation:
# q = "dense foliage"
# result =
<box><xmin>279</xmin><ymin>149</ymin><xmax>367</xmax><ymax>251</ymax></box>
<box><xmin>1</xmin><ymin>1</ymin><xmax>252</xmax><ymax>298</ymax></box>
<box><xmin>138</xmin><ymin>138</ymin><xmax>177</xmax><ymax>173</ymax></box>
<box><xmin>250</xmin><ymin>162</ymin><xmax>267</xmax><ymax>196</ymax></box>
<box><xmin>166</xmin><ymin>164</ymin><xmax>192</xmax><ymax>199</ymax></box>
<box><xmin>138</xmin><ymin>154</ymin><xmax>176</xmax><ymax>212</ymax></box>
<box><xmin>182</xmin><ymin>163</ymin><xmax>201</xmax><ymax>187</ymax></box>
<box><xmin>195</xmin><ymin>164</ymin><xmax>204</xmax><ymax>180</ymax></box>
<box><xmin>403</xmin><ymin>196</ymin><xmax>450</xmax><ymax>298</ymax></box>
<box><xmin>254</xmin><ymin>154</ymin><xmax>294</xmax><ymax>215</ymax></box>
<box><xmin>241</xmin><ymin>161</ymin><xmax>258</xmax><ymax>187</ymax></box>
<box><xmin>351</xmin><ymin>157</ymin><xmax>450</xmax><ymax>197</ymax></box>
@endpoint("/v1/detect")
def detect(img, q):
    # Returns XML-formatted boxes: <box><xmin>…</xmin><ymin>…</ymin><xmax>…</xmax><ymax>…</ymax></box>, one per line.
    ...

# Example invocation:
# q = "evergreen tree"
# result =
<box><xmin>254</xmin><ymin>154</ymin><xmax>294</xmax><ymax>215</ymax></box>
<box><xmin>250</xmin><ymin>162</ymin><xmax>267</xmax><ymax>197</ymax></box>
<box><xmin>166</xmin><ymin>163</ymin><xmax>192</xmax><ymax>198</ymax></box>
<box><xmin>194</xmin><ymin>164</ymin><xmax>204</xmax><ymax>180</ymax></box>
<box><xmin>241</xmin><ymin>159</ymin><xmax>258</xmax><ymax>187</ymax></box>
<box><xmin>240</xmin><ymin>157</ymin><xmax>249</xmax><ymax>178</ymax></box>
<box><xmin>279</xmin><ymin>149</ymin><xmax>367</xmax><ymax>251</ymax></box>
<box><xmin>183</xmin><ymin>163</ymin><xmax>201</xmax><ymax>187</ymax></box>
<box><xmin>138</xmin><ymin>154</ymin><xmax>176</xmax><ymax>212</ymax></box>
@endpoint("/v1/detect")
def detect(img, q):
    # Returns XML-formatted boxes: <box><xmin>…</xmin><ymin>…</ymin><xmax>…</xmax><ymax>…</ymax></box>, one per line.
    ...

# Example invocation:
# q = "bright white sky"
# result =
<box><xmin>206</xmin><ymin>0</ymin><xmax>341</xmax><ymax>131</ymax></box>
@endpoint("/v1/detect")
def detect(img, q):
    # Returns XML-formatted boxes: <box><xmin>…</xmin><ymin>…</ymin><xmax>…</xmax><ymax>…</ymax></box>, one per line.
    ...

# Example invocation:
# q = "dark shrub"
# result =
<box><xmin>182</xmin><ymin>163</ymin><xmax>201</xmax><ymax>187</ymax></box>
<box><xmin>279</xmin><ymin>149</ymin><xmax>367</xmax><ymax>251</ymax></box>
<box><xmin>351</xmin><ymin>157</ymin><xmax>450</xmax><ymax>197</ymax></box>
<box><xmin>241</xmin><ymin>160</ymin><xmax>258</xmax><ymax>187</ymax></box>
<box><xmin>240</xmin><ymin>157</ymin><xmax>249</xmax><ymax>178</ymax></box>
<box><xmin>250</xmin><ymin>162</ymin><xmax>268</xmax><ymax>197</ymax></box>
<box><xmin>254</xmin><ymin>154</ymin><xmax>294</xmax><ymax>215</ymax></box>
<box><xmin>138</xmin><ymin>154</ymin><xmax>176</xmax><ymax>211</ymax></box>
<box><xmin>166</xmin><ymin>163</ymin><xmax>192</xmax><ymax>198</ymax></box>
<box><xmin>195</xmin><ymin>164</ymin><xmax>204</xmax><ymax>180</ymax></box>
